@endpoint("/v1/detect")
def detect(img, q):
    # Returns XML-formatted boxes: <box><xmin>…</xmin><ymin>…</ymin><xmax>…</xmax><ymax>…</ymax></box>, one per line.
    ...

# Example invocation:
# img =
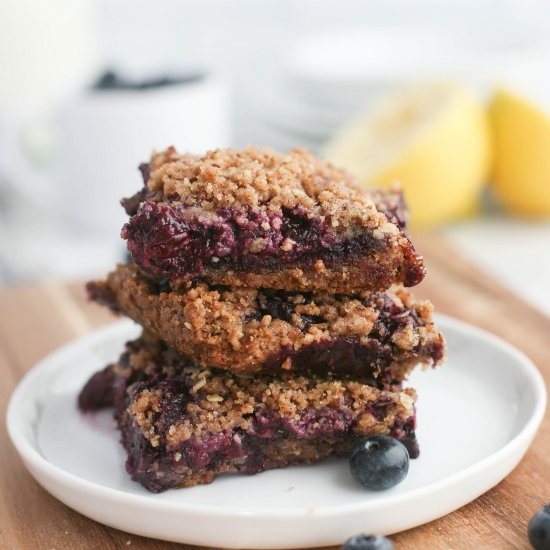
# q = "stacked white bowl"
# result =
<box><xmin>234</xmin><ymin>24</ymin><xmax>550</xmax><ymax>153</ymax></box>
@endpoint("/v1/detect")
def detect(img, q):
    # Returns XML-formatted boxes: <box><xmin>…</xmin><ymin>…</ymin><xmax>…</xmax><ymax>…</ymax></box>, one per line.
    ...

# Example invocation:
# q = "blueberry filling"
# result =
<box><xmin>78</xmin><ymin>365</ymin><xmax>118</xmax><ymax>412</ymax></box>
<box><xmin>391</xmin><ymin>415</ymin><xmax>419</xmax><ymax>458</ymax></box>
<box><xmin>251</xmin><ymin>289</ymin><xmax>324</xmax><ymax>329</ymax></box>
<box><xmin>366</xmin><ymin>396</ymin><xmax>397</xmax><ymax>422</ymax></box>
<box><xmin>262</xmin><ymin>338</ymin><xmax>394</xmax><ymax>384</ymax></box>
<box><xmin>121</xmin><ymin>202</ymin><xmax>393</xmax><ymax>281</ymax></box>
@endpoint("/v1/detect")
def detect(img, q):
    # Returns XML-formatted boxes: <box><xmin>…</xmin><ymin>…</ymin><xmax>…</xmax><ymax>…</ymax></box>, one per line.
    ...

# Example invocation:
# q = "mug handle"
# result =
<box><xmin>0</xmin><ymin>110</ymin><xmax>57</xmax><ymax>205</ymax></box>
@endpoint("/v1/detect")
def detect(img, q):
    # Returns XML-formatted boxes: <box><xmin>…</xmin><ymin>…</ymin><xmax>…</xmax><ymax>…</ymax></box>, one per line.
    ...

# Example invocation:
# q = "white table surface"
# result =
<box><xmin>444</xmin><ymin>218</ymin><xmax>550</xmax><ymax>317</ymax></box>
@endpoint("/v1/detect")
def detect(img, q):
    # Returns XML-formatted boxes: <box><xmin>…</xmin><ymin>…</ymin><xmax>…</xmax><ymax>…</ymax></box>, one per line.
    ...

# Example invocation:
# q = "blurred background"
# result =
<box><xmin>1</xmin><ymin>0</ymin><xmax>549</xmax><ymax>314</ymax></box>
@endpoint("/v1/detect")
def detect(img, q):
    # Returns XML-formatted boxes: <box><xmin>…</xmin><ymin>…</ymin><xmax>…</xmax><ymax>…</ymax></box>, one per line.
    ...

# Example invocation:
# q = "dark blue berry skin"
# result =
<box><xmin>529</xmin><ymin>504</ymin><xmax>550</xmax><ymax>550</ymax></box>
<box><xmin>349</xmin><ymin>435</ymin><xmax>409</xmax><ymax>490</ymax></box>
<box><xmin>342</xmin><ymin>533</ymin><xmax>394</xmax><ymax>550</ymax></box>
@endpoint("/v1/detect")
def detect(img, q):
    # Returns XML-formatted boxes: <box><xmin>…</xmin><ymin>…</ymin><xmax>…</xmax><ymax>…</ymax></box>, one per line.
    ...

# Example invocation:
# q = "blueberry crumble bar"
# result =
<box><xmin>78</xmin><ymin>145</ymin><xmax>445</xmax><ymax>493</ymax></box>
<box><xmin>79</xmin><ymin>333</ymin><xmax>419</xmax><ymax>492</ymax></box>
<box><xmin>121</xmin><ymin>147</ymin><xmax>425</xmax><ymax>293</ymax></box>
<box><xmin>87</xmin><ymin>263</ymin><xmax>445</xmax><ymax>379</ymax></box>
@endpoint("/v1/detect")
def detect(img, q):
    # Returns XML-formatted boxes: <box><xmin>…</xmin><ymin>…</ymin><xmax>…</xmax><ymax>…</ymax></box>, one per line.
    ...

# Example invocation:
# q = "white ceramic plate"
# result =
<box><xmin>7</xmin><ymin>315</ymin><xmax>546</xmax><ymax>548</ymax></box>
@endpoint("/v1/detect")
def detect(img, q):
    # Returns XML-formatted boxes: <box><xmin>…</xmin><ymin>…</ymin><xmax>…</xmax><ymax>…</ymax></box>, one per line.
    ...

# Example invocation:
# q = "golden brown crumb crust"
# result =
<box><xmin>89</xmin><ymin>263</ymin><xmax>445</xmax><ymax>375</ymax></box>
<box><xmin>146</xmin><ymin>147</ymin><xmax>401</xmax><ymax>233</ymax></box>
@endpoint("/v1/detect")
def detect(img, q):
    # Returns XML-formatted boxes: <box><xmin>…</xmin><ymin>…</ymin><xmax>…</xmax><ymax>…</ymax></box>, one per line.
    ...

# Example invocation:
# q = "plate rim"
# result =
<box><xmin>6</xmin><ymin>314</ymin><xmax>547</xmax><ymax>520</ymax></box>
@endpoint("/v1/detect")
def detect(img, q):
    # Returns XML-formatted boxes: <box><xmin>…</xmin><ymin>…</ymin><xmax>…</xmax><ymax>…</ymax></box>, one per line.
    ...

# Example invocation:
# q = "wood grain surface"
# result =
<box><xmin>1</xmin><ymin>234</ymin><xmax>548</xmax><ymax>550</ymax></box>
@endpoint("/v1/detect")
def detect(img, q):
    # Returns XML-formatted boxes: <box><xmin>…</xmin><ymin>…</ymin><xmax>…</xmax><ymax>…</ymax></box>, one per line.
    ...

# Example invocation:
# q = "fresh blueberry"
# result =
<box><xmin>529</xmin><ymin>504</ymin><xmax>550</xmax><ymax>550</ymax></box>
<box><xmin>342</xmin><ymin>533</ymin><xmax>394</xmax><ymax>550</ymax></box>
<box><xmin>349</xmin><ymin>435</ymin><xmax>409</xmax><ymax>490</ymax></box>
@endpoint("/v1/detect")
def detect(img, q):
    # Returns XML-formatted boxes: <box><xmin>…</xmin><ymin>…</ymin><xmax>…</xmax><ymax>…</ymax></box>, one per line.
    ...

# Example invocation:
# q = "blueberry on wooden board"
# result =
<box><xmin>529</xmin><ymin>504</ymin><xmax>550</xmax><ymax>550</ymax></box>
<box><xmin>342</xmin><ymin>533</ymin><xmax>394</xmax><ymax>550</ymax></box>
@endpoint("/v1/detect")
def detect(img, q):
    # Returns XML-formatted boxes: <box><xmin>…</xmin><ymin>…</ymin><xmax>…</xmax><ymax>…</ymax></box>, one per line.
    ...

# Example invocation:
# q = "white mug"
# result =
<box><xmin>1</xmin><ymin>73</ymin><xmax>230</xmax><ymax>237</ymax></box>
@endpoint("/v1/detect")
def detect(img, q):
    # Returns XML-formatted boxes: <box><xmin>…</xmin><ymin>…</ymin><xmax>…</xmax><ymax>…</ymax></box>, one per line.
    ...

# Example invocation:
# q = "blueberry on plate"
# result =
<box><xmin>349</xmin><ymin>435</ymin><xmax>409</xmax><ymax>490</ymax></box>
<box><xmin>529</xmin><ymin>504</ymin><xmax>550</xmax><ymax>550</ymax></box>
<box><xmin>342</xmin><ymin>533</ymin><xmax>394</xmax><ymax>550</ymax></box>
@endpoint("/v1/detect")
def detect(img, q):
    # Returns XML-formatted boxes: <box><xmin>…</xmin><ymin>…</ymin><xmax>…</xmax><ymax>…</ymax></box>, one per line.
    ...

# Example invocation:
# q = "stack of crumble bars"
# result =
<box><xmin>79</xmin><ymin>148</ymin><xmax>445</xmax><ymax>492</ymax></box>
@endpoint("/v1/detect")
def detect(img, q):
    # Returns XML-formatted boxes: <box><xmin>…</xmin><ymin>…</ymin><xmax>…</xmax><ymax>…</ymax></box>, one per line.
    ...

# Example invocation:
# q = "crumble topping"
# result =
<box><xmin>140</xmin><ymin>147</ymin><xmax>406</xmax><ymax>234</ymax></box>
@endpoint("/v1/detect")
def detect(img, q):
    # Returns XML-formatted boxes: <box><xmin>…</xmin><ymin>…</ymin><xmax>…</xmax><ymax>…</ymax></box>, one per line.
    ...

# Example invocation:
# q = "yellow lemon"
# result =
<box><xmin>490</xmin><ymin>89</ymin><xmax>550</xmax><ymax>217</ymax></box>
<box><xmin>324</xmin><ymin>83</ymin><xmax>492</xmax><ymax>226</ymax></box>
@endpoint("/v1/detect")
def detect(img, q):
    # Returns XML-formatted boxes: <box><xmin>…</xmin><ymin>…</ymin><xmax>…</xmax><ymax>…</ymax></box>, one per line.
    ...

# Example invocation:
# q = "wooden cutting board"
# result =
<box><xmin>0</xmin><ymin>234</ymin><xmax>548</xmax><ymax>550</ymax></box>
